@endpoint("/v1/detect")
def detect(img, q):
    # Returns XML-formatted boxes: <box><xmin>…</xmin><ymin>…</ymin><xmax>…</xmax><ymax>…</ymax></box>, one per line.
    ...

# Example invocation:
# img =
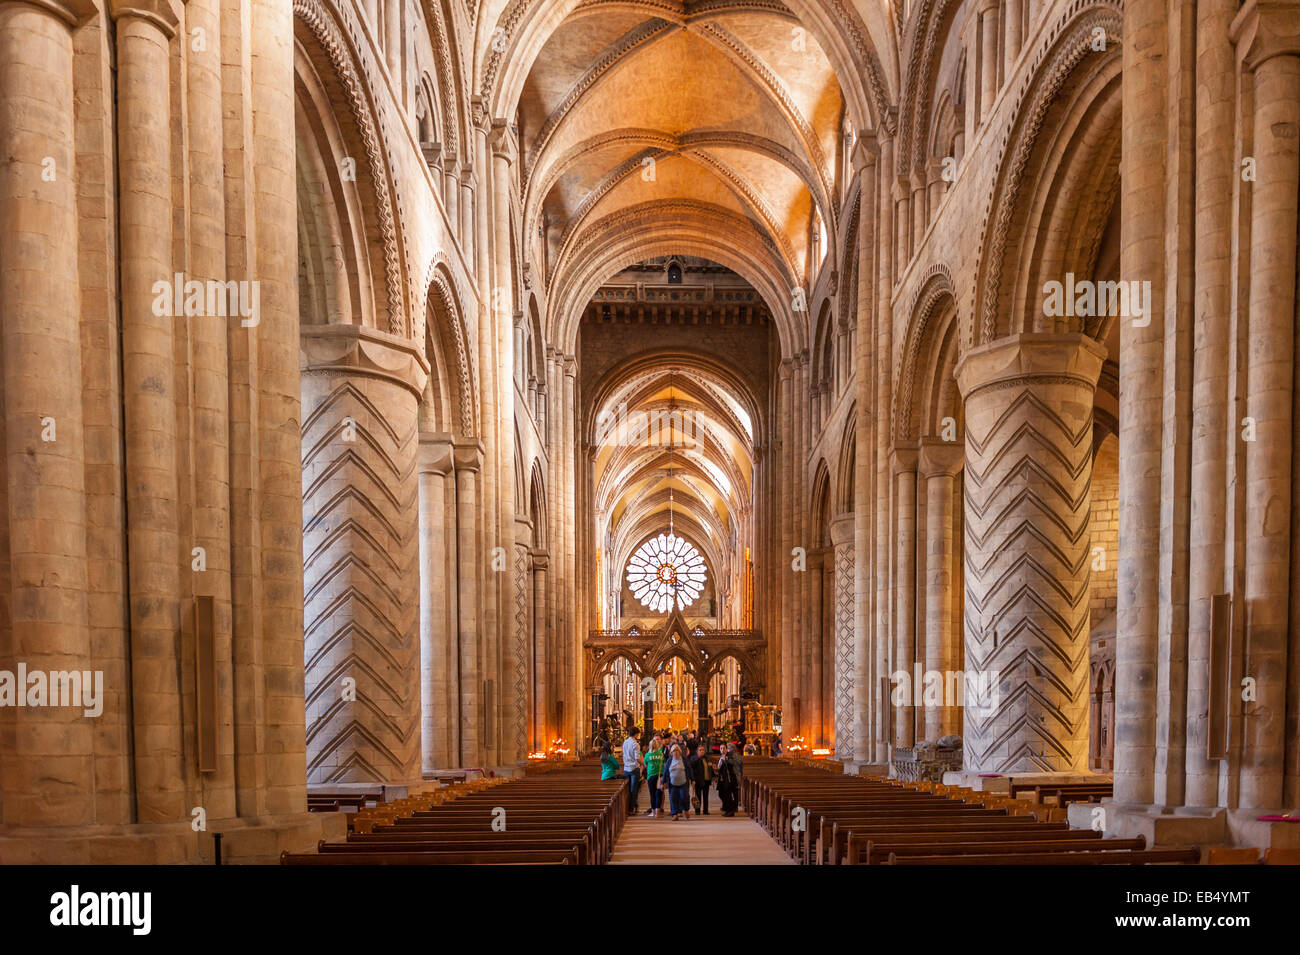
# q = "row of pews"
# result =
<box><xmin>742</xmin><ymin>759</ymin><xmax>1201</xmax><ymax>865</ymax></box>
<box><xmin>283</xmin><ymin>764</ymin><xmax>627</xmax><ymax>865</ymax></box>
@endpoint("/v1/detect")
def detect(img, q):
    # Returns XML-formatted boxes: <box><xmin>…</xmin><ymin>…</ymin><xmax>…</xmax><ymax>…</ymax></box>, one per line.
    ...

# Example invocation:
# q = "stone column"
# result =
<box><xmin>418</xmin><ymin>435</ymin><xmax>455</xmax><ymax>774</ymax></box>
<box><xmin>512</xmin><ymin>532</ymin><xmax>532</xmax><ymax>762</ymax></box>
<box><xmin>459</xmin><ymin>172</ymin><xmax>475</xmax><ymax>264</ymax></box>
<box><xmin>957</xmin><ymin>334</ymin><xmax>1105</xmax><ymax>773</ymax></box>
<box><xmin>384</xmin><ymin>0</ymin><xmax>400</xmax><ymax>77</ymax></box>
<box><xmin>300</xmin><ymin>327</ymin><xmax>425</xmax><ymax>786</ymax></box>
<box><xmin>921</xmin><ymin>439</ymin><xmax>964</xmax><ymax>741</ymax></box>
<box><xmin>470</xmin><ymin>103</ymin><xmax>499</xmax><ymax>759</ymax></box>
<box><xmin>1004</xmin><ymin>0</ymin><xmax>1023</xmax><ymax>76</ymax></box>
<box><xmin>491</xmin><ymin>122</ymin><xmax>520</xmax><ymax>764</ymax></box>
<box><xmin>874</xmin><ymin>136</ymin><xmax>895</xmax><ymax>762</ymax></box>
<box><xmin>0</xmin><ymin>0</ymin><xmax>94</xmax><ymax>827</ymax></box>
<box><xmin>442</xmin><ymin>160</ymin><xmax>459</xmax><ymax>244</ymax></box>
<box><xmin>1235</xmin><ymin>0</ymin><xmax>1300</xmax><ymax>810</ymax></box>
<box><xmin>893</xmin><ymin>449</ymin><xmax>918</xmax><ymax>749</ymax></box>
<box><xmin>188</xmin><ymin>0</ymin><xmax>235</xmax><ymax>819</ymax></box>
<box><xmin>980</xmin><ymin>0</ymin><xmax>1000</xmax><ymax>124</ymax></box>
<box><xmin>532</xmin><ymin>552</ymin><xmax>549</xmax><ymax>750</ymax></box>
<box><xmin>562</xmin><ymin>357</ymin><xmax>578</xmax><ymax>747</ymax></box>
<box><xmin>852</xmin><ymin>135</ymin><xmax>878</xmax><ymax>767</ymax></box>
<box><xmin>807</xmin><ymin>547</ymin><xmax>825</xmax><ymax>745</ymax></box>
<box><xmin>454</xmin><ymin>440</ymin><xmax>483</xmax><ymax>765</ymax></box>
<box><xmin>910</xmin><ymin>170</ymin><xmax>927</xmax><ymax>252</ymax></box>
<box><xmin>114</xmin><ymin>0</ymin><xmax>186</xmax><ymax>822</ymax></box>
<box><xmin>1115</xmin><ymin>0</ymin><xmax>1167</xmax><ymax>805</ymax></box>
<box><xmin>1184</xmin><ymin>0</ymin><xmax>1236</xmax><ymax>808</ymax></box>
<box><xmin>830</xmin><ymin>516</ymin><xmax>856</xmax><ymax>761</ymax></box>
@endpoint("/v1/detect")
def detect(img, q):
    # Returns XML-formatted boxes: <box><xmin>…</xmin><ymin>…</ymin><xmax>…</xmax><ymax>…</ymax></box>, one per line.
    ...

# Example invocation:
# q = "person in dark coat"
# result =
<box><xmin>716</xmin><ymin>742</ymin><xmax>741</xmax><ymax>816</ymax></box>
<box><xmin>687</xmin><ymin>741</ymin><xmax>712</xmax><ymax>814</ymax></box>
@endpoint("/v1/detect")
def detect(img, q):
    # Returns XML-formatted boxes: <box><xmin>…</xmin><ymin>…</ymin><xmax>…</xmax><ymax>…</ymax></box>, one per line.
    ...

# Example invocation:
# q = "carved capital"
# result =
<box><xmin>892</xmin><ymin>443</ymin><xmax>919</xmax><ymax>473</ymax></box>
<box><xmin>108</xmin><ymin>0</ymin><xmax>179</xmax><ymax>37</ymax></box>
<box><xmin>19</xmin><ymin>0</ymin><xmax>98</xmax><ymax>27</ymax></box>
<box><xmin>919</xmin><ymin>437</ymin><xmax>964</xmax><ymax>478</ymax></box>
<box><xmin>829</xmin><ymin>514</ymin><xmax>855</xmax><ymax>548</ymax></box>
<box><xmin>955</xmin><ymin>333</ymin><xmax>1106</xmax><ymax>401</ymax></box>
<box><xmin>299</xmin><ymin>324</ymin><xmax>430</xmax><ymax>400</ymax></box>
<box><xmin>419</xmin><ymin>433</ymin><xmax>456</xmax><ymax>475</ymax></box>
<box><xmin>453</xmin><ymin>439</ymin><xmax>484</xmax><ymax>473</ymax></box>
<box><xmin>851</xmin><ymin>131</ymin><xmax>880</xmax><ymax>171</ymax></box>
<box><xmin>1232</xmin><ymin>0</ymin><xmax>1300</xmax><ymax>69</ymax></box>
<box><xmin>489</xmin><ymin>121</ymin><xmax>518</xmax><ymax>163</ymax></box>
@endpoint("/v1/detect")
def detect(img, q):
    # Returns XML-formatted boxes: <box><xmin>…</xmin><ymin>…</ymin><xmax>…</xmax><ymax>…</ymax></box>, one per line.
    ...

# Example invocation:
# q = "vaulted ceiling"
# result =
<box><xmin>513</xmin><ymin>2</ymin><xmax>849</xmax><ymax>348</ymax></box>
<box><xmin>592</xmin><ymin>356</ymin><xmax>756</xmax><ymax>600</ymax></box>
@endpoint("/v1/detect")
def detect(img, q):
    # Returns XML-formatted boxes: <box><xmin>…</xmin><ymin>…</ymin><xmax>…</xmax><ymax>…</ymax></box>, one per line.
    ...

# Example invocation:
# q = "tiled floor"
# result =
<box><xmin>609</xmin><ymin>807</ymin><xmax>796</xmax><ymax>865</ymax></box>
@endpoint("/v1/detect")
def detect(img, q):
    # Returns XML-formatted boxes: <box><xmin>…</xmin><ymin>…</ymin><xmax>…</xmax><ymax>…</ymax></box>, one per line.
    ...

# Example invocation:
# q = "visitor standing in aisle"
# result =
<box><xmin>644</xmin><ymin>737</ymin><xmax>666</xmax><ymax>817</ymax></box>
<box><xmin>622</xmin><ymin>726</ymin><xmax>642</xmax><ymax>813</ymax></box>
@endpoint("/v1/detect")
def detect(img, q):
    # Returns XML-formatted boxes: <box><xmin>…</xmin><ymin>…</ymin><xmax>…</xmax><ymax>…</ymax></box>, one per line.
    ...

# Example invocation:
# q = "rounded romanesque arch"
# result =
<box><xmin>970</xmin><ymin>0</ymin><xmax>1123</xmax><ymax>347</ymax></box>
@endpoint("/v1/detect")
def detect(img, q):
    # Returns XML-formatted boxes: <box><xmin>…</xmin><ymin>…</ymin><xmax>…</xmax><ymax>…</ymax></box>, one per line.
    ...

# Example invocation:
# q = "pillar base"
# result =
<box><xmin>841</xmin><ymin>761</ymin><xmax>891</xmax><ymax>777</ymax></box>
<box><xmin>0</xmin><ymin>811</ymin><xmax>347</xmax><ymax>865</ymax></box>
<box><xmin>1069</xmin><ymin>802</ymin><xmax>1226</xmax><ymax>848</ymax></box>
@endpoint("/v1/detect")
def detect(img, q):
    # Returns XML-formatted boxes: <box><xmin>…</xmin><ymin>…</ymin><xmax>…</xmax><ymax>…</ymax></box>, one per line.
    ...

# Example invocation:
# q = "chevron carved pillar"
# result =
<box><xmin>300</xmin><ymin>326</ymin><xmax>427</xmax><ymax>785</ymax></box>
<box><xmin>956</xmin><ymin>334</ymin><xmax>1105</xmax><ymax>773</ymax></box>
<box><xmin>830</xmin><ymin>516</ymin><xmax>856</xmax><ymax>762</ymax></box>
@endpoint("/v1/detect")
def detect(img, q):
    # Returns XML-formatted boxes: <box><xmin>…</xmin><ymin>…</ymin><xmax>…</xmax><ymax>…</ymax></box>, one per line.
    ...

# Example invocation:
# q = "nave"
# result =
<box><xmin>281</xmin><ymin>756</ymin><xmax>1300</xmax><ymax>866</ymax></box>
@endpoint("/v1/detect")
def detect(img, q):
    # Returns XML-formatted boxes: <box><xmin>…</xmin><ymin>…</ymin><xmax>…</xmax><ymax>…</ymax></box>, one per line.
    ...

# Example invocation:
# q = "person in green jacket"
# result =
<box><xmin>643</xmin><ymin>738</ymin><xmax>666</xmax><ymax>817</ymax></box>
<box><xmin>599</xmin><ymin>742</ymin><xmax>621</xmax><ymax>780</ymax></box>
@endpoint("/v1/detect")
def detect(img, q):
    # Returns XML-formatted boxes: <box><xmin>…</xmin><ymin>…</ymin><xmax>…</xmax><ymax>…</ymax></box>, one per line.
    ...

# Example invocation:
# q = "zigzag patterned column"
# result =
<box><xmin>956</xmin><ymin>334</ymin><xmax>1105</xmax><ymax>774</ymax></box>
<box><xmin>300</xmin><ymin>326</ymin><xmax>426</xmax><ymax>785</ymax></box>
<box><xmin>831</xmin><ymin>516</ymin><xmax>856</xmax><ymax>761</ymax></box>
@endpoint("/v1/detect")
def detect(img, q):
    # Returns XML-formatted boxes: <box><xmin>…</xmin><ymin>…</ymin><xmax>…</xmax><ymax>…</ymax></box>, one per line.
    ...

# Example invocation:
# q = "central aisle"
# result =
<box><xmin>609</xmin><ymin>808</ymin><xmax>796</xmax><ymax>865</ymax></box>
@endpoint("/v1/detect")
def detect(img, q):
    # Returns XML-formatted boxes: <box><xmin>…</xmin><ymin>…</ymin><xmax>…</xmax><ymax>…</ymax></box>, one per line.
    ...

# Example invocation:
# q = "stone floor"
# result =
<box><xmin>609</xmin><ymin>806</ymin><xmax>795</xmax><ymax>865</ymax></box>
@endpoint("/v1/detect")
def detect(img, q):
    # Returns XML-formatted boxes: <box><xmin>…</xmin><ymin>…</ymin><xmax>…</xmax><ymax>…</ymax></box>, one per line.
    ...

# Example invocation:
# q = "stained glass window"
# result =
<box><xmin>626</xmin><ymin>533</ymin><xmax>706</xmax><ymax>613</ymax></box>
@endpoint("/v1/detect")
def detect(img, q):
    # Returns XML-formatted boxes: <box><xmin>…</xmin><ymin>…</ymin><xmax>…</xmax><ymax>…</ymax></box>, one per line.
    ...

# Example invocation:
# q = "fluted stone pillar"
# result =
<box><xmin>893</xmin><ymin>449</ymin><xmax>918</xmax><ymax>749</ymax></box>
<box><xmin>300</xmin><ymin>327</ymin><xmax>426</xmax><ymax>785</ymax></box>
<box><xmin>454</xmin><ymin>441</ymin><xmax>483</xmax><ymax>765</ymax></box>
<box><xmin>0</xmin><ymin>0</ymin><xmax>94</xmax><ymax>827</ymax></box>
<box><xmin>1236</xmin><ymin>0</ymin><xmax>1300</xmax><ymax>810</ymax></box>
<box><xmin>921</xmin><ymin>439</ymin><xmax>964</xmax><ymax>741</ymax></box>
<box><xmin>957</xmin><ymin>334</ymin><xmax>1105</xmax><ymax>773</ymax></box>
<box><xmin>114</xmin><ymin>0</ymin><xmax>186</xmax><ymax>822</ymax></box>
<box><xmin>418</xmin><ymin>435</ymin><xmax>455</xmax><ymax>774</ymax></box>
<box><xmin>830</xmin><ymin>516</ymin><xmax>856</xmax><ymax>761</ymax></box>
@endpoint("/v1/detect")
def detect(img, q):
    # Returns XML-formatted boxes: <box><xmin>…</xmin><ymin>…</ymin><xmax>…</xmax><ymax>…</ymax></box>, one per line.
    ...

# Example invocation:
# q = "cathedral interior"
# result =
<box><xmin>1</xmin><ymin>0</ymin><xmax>1299</xmax><ymax>873</ymax></box>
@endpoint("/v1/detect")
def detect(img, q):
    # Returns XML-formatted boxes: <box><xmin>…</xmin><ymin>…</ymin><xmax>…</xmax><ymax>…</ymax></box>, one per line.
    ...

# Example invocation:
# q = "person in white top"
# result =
<box><xmin>621</xmin><ymin>726</ymin><xmax>642</xmax><ymax>813</ymax></box>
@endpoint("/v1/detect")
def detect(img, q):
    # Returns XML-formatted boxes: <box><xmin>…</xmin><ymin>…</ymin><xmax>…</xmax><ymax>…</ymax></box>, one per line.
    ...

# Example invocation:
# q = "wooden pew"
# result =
<box><xmin>886</xmin><ymin>847</ymin><xmax>1200</xmax><ymax>865</ymax></box>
